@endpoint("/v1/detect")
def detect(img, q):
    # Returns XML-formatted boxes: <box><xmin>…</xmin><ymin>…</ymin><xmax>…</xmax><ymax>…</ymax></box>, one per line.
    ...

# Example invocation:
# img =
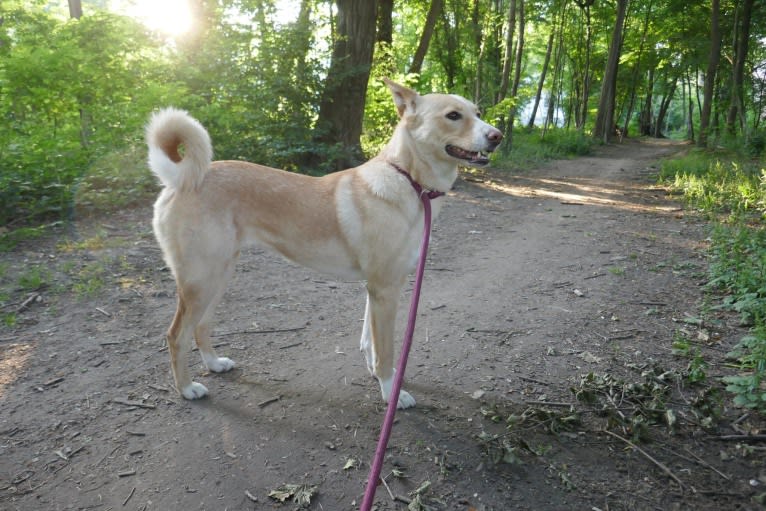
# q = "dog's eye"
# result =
<box><xmin>476</xmin><ymin>112</ymin><xmax>482</xmax><ymax>119</ymax></box>
<box><xmin>446</xmin><ymin>111</ymin><xmax>462</xmax><ymax>121</ymax></box>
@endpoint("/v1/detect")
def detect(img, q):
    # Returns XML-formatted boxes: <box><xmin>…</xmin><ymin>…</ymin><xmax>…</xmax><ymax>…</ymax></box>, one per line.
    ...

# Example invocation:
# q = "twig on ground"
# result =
<box><xmin>16</xmin><ymin>293</ymin><xmax>40</xmax><ymax>313</ymax></box>
<box><xmin>112</xmin><ymin>397</ymin><xmax>156</xmax><ymax>409</ymax></box>
<box><xmin>603</xmin><ymin>429</ymin><xmax>684</xmax><ymax>490</ymax></box>
<box><xmin>525</xmin><ymin>401</ymin><xmax>574</xmax><ymax>408</ymax></box>
<box><xmin>380</xmin><ymin>475</ymin><xmax>396</xmax><ymax>501</ymax></box>
<box><xmin>245</xmin><ymin>489</ymin><xmax>258</xmax><ymax>502</ymax></box>
<box><xmin>714</xmin><ymin>434</ymin><xmax>766</xmax><ymax>442</ymax></box>
<box><xmin>682</xmin><ymin>446</ymin><xmax>731</xmax><ymax>480</ymax></box>
<box><xmin>258</xmin><ymin>396</ymin><xmax>281</xmax><ymax>408</ymax></box>
<box><xmin>212</xmin><ymin>326</ymin><xmax>306</xmax><ymax>337</ymax></box>
<box><xmin>123</xmin><ymin>486</ymin><xmax>136</xmax><ymax>506</ymax></box>
<box><xmin>518</xmin><ymin>375</ymin><xmax>552</xmax><ymax>386</ymax></box>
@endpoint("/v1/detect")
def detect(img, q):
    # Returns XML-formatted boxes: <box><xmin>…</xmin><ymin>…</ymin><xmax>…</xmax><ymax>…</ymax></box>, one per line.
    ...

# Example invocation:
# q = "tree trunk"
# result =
<box><xmin>575</xmin><ymin>0</ymin><xmax>594</xmax><ymax>130</ymax></box>
<box><xmin>686</xmin><ymin>69</ymin><xmax>695</xmax><ymax>142</ymax></box>
<box><xmin>504</xmin><ymin>0</ymin><xmax>525</xmax><ymax>147</ymax></box>
<box><xmin>654</xmin><ymin>74</ymin><xmax>678</xmax><ymax>138</ymax></box>
<box><xmin>472</xmin><ymin>0</ymin><xmax>483</xmax><ymax>103</ymax></box>
<box><xmin>377</xmin><ymin>0</ymin><xmax>393</xmax><ymax>46</ymax></box>
<box><xmin>545</xmin><ymin>10</ymin><xmax>566</xmax><ymax>134</ymax></box>
<box><xmin>593</xmin><ymin>0</ymin><xmax>629</xmax><ymax>142</ymax></box>
<box><xmin>409</xmin><ymin>0</ymin><xmax>442</xmax><ymax>75</ymax></box>
<box><xmin>638</xmin><ymin>67</ymin><xmax>654</xmax><ymax>135</ymax></box>
<box><xmin>313</xmin><ymin>0</ymin><xmax>378</xmax><ymax>170</ymax></box>
<box><xmin>497</xmin><ymin>0</ymin><xmax>516</xmax><ymax>101</ymax></box>
<box><xmin>68</xmin><ymin>0</ymin><xmax>82</xmax><ymax>19</ymax></box>
<box><xmin>527</xmin><ymin>29</ymin><xmax>555</xmax><ymax>129</ymax></box>
<box><xmin>622</xmin><ymin>0</ymin><xmax>652</xmax><ymax>138</ymax></box>
<box><xmin>698</xmin><ymin>0</ymin><xmax>721</xmax><ymax>148</ymax></box>
<box><xmin>726</xmin><ymin>0</ymin><xmax>754</xmax><ymax>135</ymax></box>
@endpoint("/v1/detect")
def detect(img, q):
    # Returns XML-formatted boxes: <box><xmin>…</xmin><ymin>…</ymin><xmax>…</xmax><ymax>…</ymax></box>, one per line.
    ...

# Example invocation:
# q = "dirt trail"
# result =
<box><xmin>1</xmin><ymin>139</ymin><xmax>764</xmax><ymax>510</ymax></box>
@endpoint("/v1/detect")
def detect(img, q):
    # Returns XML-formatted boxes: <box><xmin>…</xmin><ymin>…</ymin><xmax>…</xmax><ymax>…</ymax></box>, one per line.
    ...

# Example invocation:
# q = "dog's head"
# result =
<box><xmin>385</xmin><ymin>79</ymin><xmax>503</xmax><ymax>167</ymax></box>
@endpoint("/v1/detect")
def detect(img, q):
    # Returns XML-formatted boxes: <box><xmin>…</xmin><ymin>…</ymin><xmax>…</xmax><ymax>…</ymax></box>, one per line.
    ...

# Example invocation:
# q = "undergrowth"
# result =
<box><xmin>493</xmin><ymin>128</ymin><xmax>593</xmax><ymax>170</ymax></box>
<box><xmin>659</xmin><ymin>149</ymin><xmax>766</xmax><ymax>413</ymax></box>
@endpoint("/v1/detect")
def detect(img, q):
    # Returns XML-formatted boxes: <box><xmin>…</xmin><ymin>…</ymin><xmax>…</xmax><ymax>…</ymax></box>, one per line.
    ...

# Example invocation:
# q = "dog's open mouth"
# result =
<box><xmin>445</xmin><ymin>145</ymin><xmax>491</xmax><ymax>166</ymax></box>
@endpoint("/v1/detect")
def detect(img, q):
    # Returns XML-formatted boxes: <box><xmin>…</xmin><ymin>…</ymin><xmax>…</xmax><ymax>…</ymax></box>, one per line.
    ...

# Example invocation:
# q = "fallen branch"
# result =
<box><xmin>212</xmin><ymin>326</ymin><xmax>306</xmax><ymax>337</ymax></box>
<box><xmin>112</xmin><ymin>398</ymin><xmax>156</xmax><ymax>409</ymax></box>
<box><xmin>682</xmin><ymin>446</ymin><xmax>731</xmax><ymax>481</ymax></box>
<box><xmin>16</xmin><ymin>293</ymin><xmax>40</xmax><ymax>313</ymax></box>
<box><xmin>123</xmin><ymin>486</ymin><xmax>136</xmax><ymax>506</ymax></box>
<box><xmin>258</xmin><ymin>396</ymin><xmax>281</xmax><ymax>408</ymax></box>
<box><xmin>603</xmin><ymin>429</ymin><xmax>684</xmax><ymax>490</ymax></box>
<box><xmin>714</xmin><ymin>434</ymin><xmax>766</xmax><ymax>442</ymax></box>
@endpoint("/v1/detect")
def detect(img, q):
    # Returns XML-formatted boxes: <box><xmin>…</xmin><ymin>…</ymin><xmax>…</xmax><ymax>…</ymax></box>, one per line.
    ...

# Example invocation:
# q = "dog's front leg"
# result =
<box><xmin>366</xmin><ymin>282</ymin><xmax>416</xmax><ymax>409</ymax></box>
<box><xmin>359</xmin><ymin>294</ymin><xmax>375</xmax><ymax>376</ymax></box>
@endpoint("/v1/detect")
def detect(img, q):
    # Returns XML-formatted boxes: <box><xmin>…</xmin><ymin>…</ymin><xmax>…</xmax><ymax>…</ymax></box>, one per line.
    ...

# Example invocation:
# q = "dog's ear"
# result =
<box><xmin>383</xmin><ymin>78</ymin><xmax>419</xmax><ymax>118</ymax></box>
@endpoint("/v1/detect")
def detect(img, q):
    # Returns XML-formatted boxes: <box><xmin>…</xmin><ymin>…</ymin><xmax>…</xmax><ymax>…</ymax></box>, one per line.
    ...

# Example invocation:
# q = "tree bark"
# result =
<box><xmin>497</xmin><ymin>0</ymin><xmax>516</xmax><ymax>101</ymax></box>
<box><xmin>654</xmin><ymin>74</ymin><xmax>678</xmax><ymax>138</ymax></box>
<box><xmin>726</xmin><ymin>0</ymin><xmax>754</xmax><ymax>135</ymax></box>
<box><xmin>313</xmin><ymin>0</ymin><xmax>378</xmax><ymax>170</ymax></box>
<box><xmin>504</xmin><ymin>0</ymin><xmax>525</xmax><ymax>146</ymax></box>
<box><xmin>527</xmin><ymin>29</ymin><xmax>554</xmax><ymax>129</ymax></box>
<box><xmin>574</xmin><ymin>0</ymin><xmax>595</xmax><ymax>129</ymax></box>
<box><xmin>377</xmin><ymin>0</ymin><xmax>393</xmax><ymax>46</ymax></box>
<box><xmin>409</xmin><ymin>0</ymin><xmax>442</xmax><ymax>76</ymax></box>
<box><xmin>698</xmin><ymin>0</ymin><xmax>721</xmax><ymax>148</ymax></box>
<box><xmin>593</xmin><ymin>0</ymin><xmax>629</xmax><ymax>142</ymax></box>
<box><xmin>68</xmin><ymin>0</ymin><xmax>82</xmax><ymax>19</ymax></box>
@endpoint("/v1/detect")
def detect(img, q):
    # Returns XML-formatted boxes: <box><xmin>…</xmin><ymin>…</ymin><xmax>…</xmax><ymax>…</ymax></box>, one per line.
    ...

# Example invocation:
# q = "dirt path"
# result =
<box><xmin>1</xmin><ymin>139</ymin><xmax>763</xmax><ymax>510</ymax></box>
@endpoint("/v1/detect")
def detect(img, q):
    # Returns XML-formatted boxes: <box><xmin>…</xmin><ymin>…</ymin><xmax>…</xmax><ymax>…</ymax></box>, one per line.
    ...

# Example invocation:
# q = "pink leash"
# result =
<box><xmin>360</xmin><ymin>165</ymin><xmax>444</xmax><ymax>511</ymax></box>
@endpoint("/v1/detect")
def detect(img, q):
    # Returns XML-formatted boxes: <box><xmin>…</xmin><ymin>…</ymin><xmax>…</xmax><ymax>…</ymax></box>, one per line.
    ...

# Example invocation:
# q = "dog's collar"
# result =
<box><xmin>389</xmin><ymin>162</ymin><xmax>445</xmax><ymax>200</ymax></box>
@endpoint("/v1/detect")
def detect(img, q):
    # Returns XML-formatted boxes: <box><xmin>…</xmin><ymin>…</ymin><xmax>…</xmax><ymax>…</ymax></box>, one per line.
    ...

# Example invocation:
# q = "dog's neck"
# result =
<box><xmin>380</xmin><ymin>124</ymin><xmax>459</xmax><ymax>193</ymax></box>
<box><xmin>389</xmin><ymin>162</ymin><xmax>445</xmax><ymax>200</ymax></box>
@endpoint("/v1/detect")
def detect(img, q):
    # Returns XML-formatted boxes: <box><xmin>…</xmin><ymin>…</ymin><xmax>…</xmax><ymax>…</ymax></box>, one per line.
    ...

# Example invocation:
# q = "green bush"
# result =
<box><xmin>493</xmin><ymin>128</ymin><xmax>593</xmax><ymax>170</ymax></box>
<box><xmin>659</xmin><ymin>151</ymin><xmax>766</xmax><ymax>216</ymax></box>
<box><xmin>661</xmin><ymin>151</ymin><xmax>766</xmax><ymax>413</ymax></box>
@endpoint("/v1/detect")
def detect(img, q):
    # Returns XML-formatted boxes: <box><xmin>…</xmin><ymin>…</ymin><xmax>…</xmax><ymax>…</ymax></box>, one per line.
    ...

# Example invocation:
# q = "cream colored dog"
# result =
<box><xmin>147</xmin><ymin>80</ymin><xmax>502</xmax><ymax>408</ymax></box>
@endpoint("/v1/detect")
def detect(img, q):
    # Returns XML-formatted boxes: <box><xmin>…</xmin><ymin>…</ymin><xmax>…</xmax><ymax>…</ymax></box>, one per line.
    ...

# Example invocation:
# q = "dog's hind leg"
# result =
<box><xmin>366</xmin><ymin>281</ymin><xmax>416</xmax><ymax>409</ymax></box>
<box><xmin>193</xmin><ymin>260</ymin><xmax>237</xmax><ymax>375</ymax></box>
<box><xmin>167</xmin><ymin>260</ymin><xmax>236</xmax><ymax>400</ymax></box>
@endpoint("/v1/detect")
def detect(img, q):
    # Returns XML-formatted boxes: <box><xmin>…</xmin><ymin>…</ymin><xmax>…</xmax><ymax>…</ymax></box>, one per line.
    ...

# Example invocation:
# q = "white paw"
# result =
<box><xmin>181</xmin><ymin>381</ymin><xmax>209</xmax><ymax>400</ymax></box>
<box><xmin>395</xmin><ymin>389</ymin><xmax>416</xmax><ymax>409</ymax></box>
<box><xmin>202</xmin><ymin>354</ymin><xmax>235</xmax><ymax>373</ymax></box>
<box><xmin>379</xmin><ymin>374</ymin><xmax>416</xmax><ymax>409</ymax></box>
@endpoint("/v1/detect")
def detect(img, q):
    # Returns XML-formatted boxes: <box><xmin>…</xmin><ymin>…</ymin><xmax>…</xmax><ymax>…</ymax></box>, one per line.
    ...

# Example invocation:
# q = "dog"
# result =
<box><xmin>146</xmin><ymin>79</ymin><xmax>502</xmax><ymax>409</ymax></box>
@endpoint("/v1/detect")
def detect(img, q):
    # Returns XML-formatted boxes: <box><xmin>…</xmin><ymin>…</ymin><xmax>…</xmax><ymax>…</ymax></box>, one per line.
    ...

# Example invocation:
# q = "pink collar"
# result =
<box><xmin>389</xmin><ymin>162</ymin><xmax>446</xmax><ymax>200</ymax></box>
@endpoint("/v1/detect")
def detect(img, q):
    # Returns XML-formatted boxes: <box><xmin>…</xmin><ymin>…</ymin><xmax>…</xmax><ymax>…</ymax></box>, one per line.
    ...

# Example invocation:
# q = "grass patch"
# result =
<box><xmin>660</xmin><ymin>150</ymin><xmax>766</xmax><ymax>413</ymax></box>
<box><xmin>493</xmin><ymin>128</ymin><xmax>593</xmax><ymax>170</ymax></box>
<box><xmin>74</xmin><ymin>146</ymin><xmax>159</xmax><ymax>217</ymax></box>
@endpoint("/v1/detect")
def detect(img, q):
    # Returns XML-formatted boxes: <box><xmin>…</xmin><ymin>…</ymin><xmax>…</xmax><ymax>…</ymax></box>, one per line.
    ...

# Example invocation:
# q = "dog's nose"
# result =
<box><xmin>487</xmin><ymin>129</ymin><xmax>503</xmax><ymax>148</ymax></box>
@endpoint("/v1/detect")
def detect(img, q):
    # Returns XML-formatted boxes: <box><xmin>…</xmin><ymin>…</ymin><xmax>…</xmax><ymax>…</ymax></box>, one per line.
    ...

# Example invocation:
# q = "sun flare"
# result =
<box><xmin>127</xmin><ymin>0</ymin><xmax>194</xmax><ymax>36</ymax></box>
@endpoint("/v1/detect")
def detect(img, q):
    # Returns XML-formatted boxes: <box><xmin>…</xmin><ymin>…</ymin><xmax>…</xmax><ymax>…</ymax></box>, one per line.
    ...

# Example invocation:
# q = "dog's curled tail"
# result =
<box><xmin>146</xmin><ymin>108</ymin><xmax>212</xmax><ymax>192</ymax></box>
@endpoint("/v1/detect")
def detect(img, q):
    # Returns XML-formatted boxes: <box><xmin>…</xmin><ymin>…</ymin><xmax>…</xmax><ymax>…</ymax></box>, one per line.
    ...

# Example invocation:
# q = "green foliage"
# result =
<box><xmin>723</xmin><ymin>327</ymin><xmax>766</xmax><ymax>410</ymax></box>
<box><xmin>18</xmin><ymin>266</ymin><xmax>49</xmax><ymax>291</ymax></box>
<box><xmin>74</xmin><ymin>147</ymin><xmax>159</xmax><ymax>216</ymax></box>
<box><xmin>661</xmin><ymin>150</ymin><xmax>766</xmax><ymax>413</ymax></box>
<box><xmin>494</xmin><ymin>128</ymin><xmax>593</xmax><ymax>170</ymax></box>
<box><xmin>659</xmin><ymin>152</ymin><xmax>766</xmax><ymax>216</ymax></box>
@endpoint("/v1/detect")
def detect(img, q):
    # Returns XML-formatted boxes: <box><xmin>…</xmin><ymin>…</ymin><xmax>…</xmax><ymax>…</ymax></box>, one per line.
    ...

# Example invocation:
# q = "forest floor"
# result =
<box><xmin>1</xmin><ymin>138</ymin><xmax>765</xmax><ymax>511</ymax></box>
